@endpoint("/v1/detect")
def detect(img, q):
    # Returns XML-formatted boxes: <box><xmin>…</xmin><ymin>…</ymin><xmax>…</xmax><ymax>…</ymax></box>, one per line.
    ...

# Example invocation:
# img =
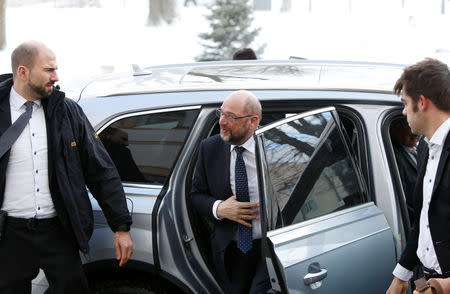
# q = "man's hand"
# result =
<box><xmin>217</xmin><ymin>195</ymin><xmax>259</xmax><ymax>227</ymax></box>
<box><xmin>113</xmin><ymin>231</ymin><xmax>133</xmax><ymax>267</ymax></box>
<box><xmin>426</xmin><ymin>278</ymin><xmax>450</xmax><ymax>294</ymax></box>
<box><xmin>386</xmin><ymin>277</ymin><xmax>408</xmax><ymax>294</ymax></box>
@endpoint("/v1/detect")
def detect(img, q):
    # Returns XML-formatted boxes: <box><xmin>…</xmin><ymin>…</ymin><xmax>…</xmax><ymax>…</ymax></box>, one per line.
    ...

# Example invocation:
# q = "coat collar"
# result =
<box><xmin>0</xmin><ymin>78</ymin><xmax>13</xmax><ymax>136</ymax></box>
<box><xmin>432</xmin><ymin>131</ymin><xmax>450</xmax><ymax>194</ymax></box>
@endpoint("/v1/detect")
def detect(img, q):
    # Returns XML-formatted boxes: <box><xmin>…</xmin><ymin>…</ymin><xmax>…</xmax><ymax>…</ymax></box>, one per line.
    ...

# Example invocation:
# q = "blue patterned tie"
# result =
<box><xmin>234</xmin><ymin>146</ymin><xmax>253</xmax><ymax>253</ymax></box>
<box><xmin>0</xmin><ymin>101</ymin><xmax>34</xmax><ymax>159</ymax></box>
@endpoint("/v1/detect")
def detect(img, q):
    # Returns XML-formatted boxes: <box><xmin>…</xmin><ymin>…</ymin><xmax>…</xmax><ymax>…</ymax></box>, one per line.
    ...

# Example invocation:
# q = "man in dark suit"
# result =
<box><xmin>190</xmin><ymin>90</ymin><xmax>271</xmax><ymax>294</ymax></box>
<box><xmin>390</xmin><ymin>117</ymin><xmax>419</xmax><ymax>222</ymax></box>
<box><xmin>386</xmin><ymin>58</ymin><xmax>450</xmax><ymax>293</ymax></box>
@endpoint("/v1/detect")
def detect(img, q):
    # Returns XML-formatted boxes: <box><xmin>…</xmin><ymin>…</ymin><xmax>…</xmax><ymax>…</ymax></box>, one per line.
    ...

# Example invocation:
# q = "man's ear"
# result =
<box><xmin>418</xmin><ymin>95</ymin><xmax>429</xmax><ymax>112</ymax></box>
<box><xmin>17</xmin><ymin>65</ymin><xmax>28</xmax><ymax>81</ymax></box>
<box><xmin>251</xmin><ymin>116</ymin><xmax>260</xmax><ymax>130</ymax></box>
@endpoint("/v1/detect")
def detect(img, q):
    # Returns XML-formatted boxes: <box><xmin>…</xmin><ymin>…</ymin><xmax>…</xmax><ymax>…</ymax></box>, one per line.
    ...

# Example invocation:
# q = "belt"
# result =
<box><xmin>422</xmin><ymin>265</ymin><xmax>450</xmax><ymax>279</ymax></box>
<box><xmin>7</xmin><ymin>216</ymin><xmax>58</xmax><ymax>230</ymax></box>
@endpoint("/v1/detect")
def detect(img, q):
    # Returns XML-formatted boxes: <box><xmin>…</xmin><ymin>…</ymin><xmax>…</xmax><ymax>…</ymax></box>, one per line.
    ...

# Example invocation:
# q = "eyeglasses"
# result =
<box><xmin>215</xmin><ymin>109</ymin><xmax>253</xmax><ymax>120</ymax></box>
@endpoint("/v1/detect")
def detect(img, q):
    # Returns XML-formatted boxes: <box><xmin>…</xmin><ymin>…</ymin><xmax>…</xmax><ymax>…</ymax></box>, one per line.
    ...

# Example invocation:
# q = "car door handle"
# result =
<box><xmin>303</xmin><ymin>262</ymin><xmax>328</xmax><ymax>285</ymax></box>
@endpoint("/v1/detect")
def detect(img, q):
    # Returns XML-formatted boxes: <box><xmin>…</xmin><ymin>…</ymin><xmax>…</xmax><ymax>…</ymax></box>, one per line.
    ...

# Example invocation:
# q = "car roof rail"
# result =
<box><xmin>289</xmin><ymin>56</ymin><xmax>307</xmax><ymax>60</ymax></box>
<box><xmin>132</xmin><ymin>64</ymin><xmax>152</xmax><ymax>76</ymax></box>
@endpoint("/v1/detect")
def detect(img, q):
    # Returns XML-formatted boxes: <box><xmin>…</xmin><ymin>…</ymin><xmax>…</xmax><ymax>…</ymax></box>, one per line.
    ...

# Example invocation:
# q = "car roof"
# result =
<box><xmin>78</xmin><ymin>60</ymin><xmax>405</xmax><ymax>100</ymax></box>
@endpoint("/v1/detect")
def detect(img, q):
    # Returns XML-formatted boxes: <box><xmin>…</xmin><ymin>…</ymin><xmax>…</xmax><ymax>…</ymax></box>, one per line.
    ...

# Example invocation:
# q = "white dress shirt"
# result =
<box><xmin>212</xmin><ymin>136</ymin><xmax>262</xmax><ymax>240</ymax></box>
<box><xmin>2</xmin><ymin>87</ymin><xmax>56</xmax><ymax>219</ymax></box>
<box><xmin>393</xmin><ymin>117</ymin><xmax>450</xmax><ymax>281</ymax></box>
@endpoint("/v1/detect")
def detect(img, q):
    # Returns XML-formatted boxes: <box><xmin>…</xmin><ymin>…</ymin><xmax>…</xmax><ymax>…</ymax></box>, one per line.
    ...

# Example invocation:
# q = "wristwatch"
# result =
<box><xmin>116</xmin><ymin>224</ymin><xmax>131</xmax><ymax>232</ymax></box>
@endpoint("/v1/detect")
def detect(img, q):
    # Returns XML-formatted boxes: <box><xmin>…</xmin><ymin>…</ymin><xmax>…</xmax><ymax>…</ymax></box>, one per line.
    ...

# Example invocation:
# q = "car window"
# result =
<box><xmin>258</xmin><ymin>109</ymin><xmax>366</xmax><ymax>228</ymax></box>
<box><xmin>100</xmin><ymin>109</ymin><xmax>199</xmax><ymax>185</ymax></box>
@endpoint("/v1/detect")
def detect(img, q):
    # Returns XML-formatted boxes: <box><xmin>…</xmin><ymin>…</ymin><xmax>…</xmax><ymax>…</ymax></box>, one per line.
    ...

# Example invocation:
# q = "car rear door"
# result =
<box><xmin>255</xmin><ymin>107</ymin><xmax>396</xmax><ymax>293</ymax></box>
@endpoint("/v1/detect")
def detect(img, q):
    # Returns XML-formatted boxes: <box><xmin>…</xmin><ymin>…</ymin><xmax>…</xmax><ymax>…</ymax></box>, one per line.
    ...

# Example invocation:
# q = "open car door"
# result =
<box><xmin>255</xmin><ymin>107</ymin><xmax>396</xmax><ymax>293</ymax></box>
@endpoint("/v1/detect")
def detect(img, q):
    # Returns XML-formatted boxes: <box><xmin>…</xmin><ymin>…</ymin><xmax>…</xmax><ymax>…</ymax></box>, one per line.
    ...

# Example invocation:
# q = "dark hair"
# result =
<box><xmin>394</xmin><ymin>58</ymin><xmax>450</xmax><ymax>111</ymax></box>
<box><xmin>11</xmin><ymin>42</ymin><xmax>40</xmax><ymax>76</ymax></box>
<box><xmin>232</xmin><ymin>48</ymin><xmax>257</xmax><ymax>60</ymax></box>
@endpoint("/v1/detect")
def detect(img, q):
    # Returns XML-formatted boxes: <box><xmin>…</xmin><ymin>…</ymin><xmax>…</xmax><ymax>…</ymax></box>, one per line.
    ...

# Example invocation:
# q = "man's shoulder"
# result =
<box><xmin>202</xmin><ymin>134</ymin><xmax>225</xmax><ymax>146</ymax></box>
<box><xmin>0</xmin><ymin>77</ymin><xmax>13</xmax><ymax>99</ymax></box>
<box><xmin>200</xmin><ymin>134</ymin><xmax>229</xmax><ymax>154</ymax></box>
<box><xmin>61</xmin><ymin>97</ymin><xmax>86</xmax><ymax>120</ymax></box>
<box><xmin>0</xmin><ymin>74</ymin><xmax>13</xmax><ymax>87</ymax></box>
<box><xmin>63</xmin><ymin>96</ymin><xmax>81</xmax><ymax>109</ymax></box>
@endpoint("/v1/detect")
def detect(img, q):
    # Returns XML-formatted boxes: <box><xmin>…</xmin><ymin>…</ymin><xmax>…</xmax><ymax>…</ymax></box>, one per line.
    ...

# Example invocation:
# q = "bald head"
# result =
<box><xmin>11</xmin><ymin>41</ymin><xmax>54</xmax><ymax>77</ymax></box>
<box><xmin>219</xmin><ymin>90</ymin><xmax>262</xmax><ymax>145</ymax></box>
<box><xmin>10</xmin><ymin>41</ymin><xmax>59</xmax><ymax>101</ymax></box>
<box><xmin>225</xmin><ymin>90</ymin><xmax>262</xmax><ymax>122</ymax></box>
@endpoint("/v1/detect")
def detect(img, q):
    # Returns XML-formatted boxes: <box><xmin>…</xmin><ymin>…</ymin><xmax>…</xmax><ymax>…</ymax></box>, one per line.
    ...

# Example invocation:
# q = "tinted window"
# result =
<box><xmin>100</xmin><ymin>109</ymin><xmax>199</xmax><ymax>185</ymax></box>
<box><xmin>258</xmin><ymin>110</ymin><xmax>365</xmax><ymax>228</ymax></box>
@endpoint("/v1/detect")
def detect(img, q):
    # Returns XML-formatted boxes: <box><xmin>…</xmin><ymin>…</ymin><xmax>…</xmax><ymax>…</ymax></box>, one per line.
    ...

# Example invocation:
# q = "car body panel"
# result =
<box><xmin>267</xmin><ymin>203</ymin><xmax>395</xmax><ymax>293</ymax></box>
<box><xmin>32</xmin><ymin>60</ymin><xmax>410</xmax><ymax>293</ymax></box>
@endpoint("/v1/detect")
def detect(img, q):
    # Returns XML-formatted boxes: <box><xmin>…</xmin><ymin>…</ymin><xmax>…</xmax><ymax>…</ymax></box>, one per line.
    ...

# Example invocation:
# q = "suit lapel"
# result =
<box><xmin>432</xmin><ymin>132</ymin><xmax>450</xmax><ymax>195</ymax></box>
<box><xmin>223</xmin><ymin>139</ymin><xmax>233</xmax><ymax>196</ymax></box>
<box><xmin>399</xmin><ymin>146</ymin><xmax>417</xmax><ymax>170</ymax></box>
<box><xmin>405</xmin><ymin>150</ymin><xmax>417</xmax><ymax>169</ymax></box>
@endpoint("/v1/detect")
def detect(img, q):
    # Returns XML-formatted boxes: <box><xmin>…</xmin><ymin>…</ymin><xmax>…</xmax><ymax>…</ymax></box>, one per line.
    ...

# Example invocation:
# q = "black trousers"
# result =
<box><xmin>0</xmin><ymin>216</ymin><xmax>89</xmax><ymax>294</ymax></box>
<box><xmin>224</xmin><ymin>240</ymin><xmax>271</xmax><ymax>294</ymax></box>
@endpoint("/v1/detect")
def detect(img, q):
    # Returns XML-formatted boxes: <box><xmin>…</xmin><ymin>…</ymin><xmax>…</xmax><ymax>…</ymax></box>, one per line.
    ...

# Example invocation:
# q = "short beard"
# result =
<box><xmin>220</xmin><ymin>131</ymin><xmax>230</xmax><ymax>143</ymax></box>
<box><xmin>28</xmin><ymin>81</ymin><xmax>53</xmax><ymax>98</ymax></box>
<box><xmin>220</xmin><ymin>121</ymin><xmax>251</xmax><ymax>145</ymax></box>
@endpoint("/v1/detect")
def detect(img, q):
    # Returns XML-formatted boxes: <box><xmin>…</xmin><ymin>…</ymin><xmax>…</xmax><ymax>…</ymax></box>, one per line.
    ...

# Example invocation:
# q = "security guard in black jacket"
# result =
<box><xmin>0</xmin><ymin>41</ymin><xmax>133</xmax><ymax>294</ymax></box>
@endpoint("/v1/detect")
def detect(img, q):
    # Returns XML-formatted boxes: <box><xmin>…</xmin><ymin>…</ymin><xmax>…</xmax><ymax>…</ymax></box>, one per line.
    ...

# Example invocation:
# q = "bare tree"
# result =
<box><xmin>147</xmin><ymin>0</ymin><xmax>177</xmax><ymax>26</ymax></box>
<box><xmin>0</xmin><ymin>0</ymin><xmax>5</xmax><ymax>50</ymax></box>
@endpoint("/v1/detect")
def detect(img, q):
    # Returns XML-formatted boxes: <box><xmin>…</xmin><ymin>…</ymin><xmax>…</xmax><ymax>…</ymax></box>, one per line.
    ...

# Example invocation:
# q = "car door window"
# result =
<box><xmin>257</xmin><ymin>107</ymin><xmax>366</xmax><ymax>229</ymax></box>
<box><xmin>100</xmin><ymin>108</ymin><xmax>199</xmax><ymax>185</ymax></box>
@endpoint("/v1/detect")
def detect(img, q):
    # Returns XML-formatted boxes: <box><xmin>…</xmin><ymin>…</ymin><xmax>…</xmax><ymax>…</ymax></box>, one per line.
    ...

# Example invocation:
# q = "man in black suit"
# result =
<box><xmin>390</xmin><ymin>117</ymin><xmax>419</xmax><ymax>222</ymax></box>
<box><xmin>386</xmin><ymin>58</ymin><xmax>450</xmax><ymax>293</ymax></box>
<box><xmin>190</xmin><ymin>90</ymin><xmax>271</xmax><ymax>294</ymax></box>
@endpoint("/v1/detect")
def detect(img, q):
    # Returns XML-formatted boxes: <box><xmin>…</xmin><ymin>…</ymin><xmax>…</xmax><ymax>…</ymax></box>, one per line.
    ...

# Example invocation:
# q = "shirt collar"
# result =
<box><xmin>10</xmin><ymin>87</ymin><xmax>41</xmax><ymax>110</ymax></box>
<box><xmin>230</xmin><ymin>135</ymin><xmax>255</xmax><ymax>154</ymax></box>
<box><xmin>427</xmin><ymin>117</ymin><xmax>450</xmax><ymax>148</ymax></box>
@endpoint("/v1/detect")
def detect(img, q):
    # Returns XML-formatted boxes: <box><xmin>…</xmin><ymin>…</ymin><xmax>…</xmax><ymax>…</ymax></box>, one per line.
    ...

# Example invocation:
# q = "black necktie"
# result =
<box><xmin>234</xmin><ymin>146</ymin><xmax>252</xmax><ymax>253</ymax></box>
<box><xmin>0</xmin><ymin>101</ymin><xmax>34</xmax><ymax>158</ymax></box>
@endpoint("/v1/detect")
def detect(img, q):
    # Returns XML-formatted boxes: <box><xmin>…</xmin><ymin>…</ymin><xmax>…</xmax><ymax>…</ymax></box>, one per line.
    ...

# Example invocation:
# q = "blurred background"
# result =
<box><xmin>0</xmin><ymin>0</ymin><xmax>449</xmax><ymax>95</ymax></box>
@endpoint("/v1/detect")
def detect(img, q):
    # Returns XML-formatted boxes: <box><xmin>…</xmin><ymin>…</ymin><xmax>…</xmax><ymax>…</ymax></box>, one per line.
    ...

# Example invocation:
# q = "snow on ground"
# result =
<box><xmin>1</xmin><ymin>0</ymin><xmax>450</xmax><ymax>96</ymax></box>
<box><xmin>0</xmin><ymin>1</ymin><xmax>448</xmax><ymax>293</ymax></box>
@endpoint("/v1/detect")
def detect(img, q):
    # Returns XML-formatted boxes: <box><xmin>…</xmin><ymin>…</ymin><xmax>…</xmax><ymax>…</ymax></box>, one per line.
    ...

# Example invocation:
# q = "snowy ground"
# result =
<box><xmin>1</xmin><ymin>0</ymin><xmax>450</xmax><ymax>97</ymax></box>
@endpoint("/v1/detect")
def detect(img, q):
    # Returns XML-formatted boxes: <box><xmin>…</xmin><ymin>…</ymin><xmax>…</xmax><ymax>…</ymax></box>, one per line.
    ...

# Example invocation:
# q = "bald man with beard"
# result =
<box><xmin>0</xmin><ymin>41</ymin><xmax>132</xmax><ymax>293</ymax></box>
<box><xmin>191</xmin><ymin>90</ymin><xmax>271</xmax><ymax>294</ymax></box>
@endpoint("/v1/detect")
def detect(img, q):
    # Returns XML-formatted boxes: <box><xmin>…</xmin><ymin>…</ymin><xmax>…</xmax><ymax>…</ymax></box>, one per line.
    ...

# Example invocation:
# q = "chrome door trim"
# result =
<box><xmin>97</xmin><ymin>105</ymin><xmax>202</xmax><ymax>133</ymax></box>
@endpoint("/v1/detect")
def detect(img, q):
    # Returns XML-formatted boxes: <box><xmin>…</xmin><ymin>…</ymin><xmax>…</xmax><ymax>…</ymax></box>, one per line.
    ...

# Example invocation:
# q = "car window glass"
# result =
<box><xmin>100</xmin><ymin>109</ymin><xmax>199</xmax><ymax>185</ymax></box>
<box><xmin>258</xmin><ymin>110</ymin><xmax>365</xmax><ymax>228</ymax></box>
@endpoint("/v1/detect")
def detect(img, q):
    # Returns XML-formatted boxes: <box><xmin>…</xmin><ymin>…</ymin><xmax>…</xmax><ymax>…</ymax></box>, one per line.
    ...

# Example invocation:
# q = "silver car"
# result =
<box><xmin>33</xmin><ymin>60</ymin><xmax>413</xmax><ymax>294</ymax></box>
